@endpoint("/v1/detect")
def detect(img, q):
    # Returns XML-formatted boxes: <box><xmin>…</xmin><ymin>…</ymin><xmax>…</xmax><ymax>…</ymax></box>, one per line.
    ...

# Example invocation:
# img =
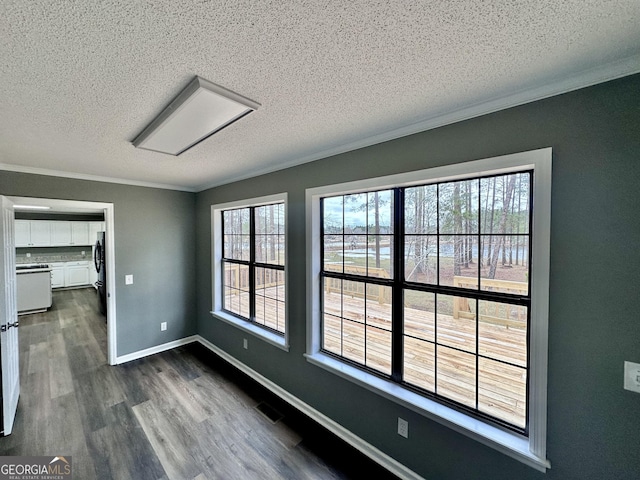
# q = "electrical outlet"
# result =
<box><xmin>243</xmin><ymin>338</ymin><xmax>248</xmax><ymax>349</ymax></box>
<box><xmin>26</xmin><ymin>252</ymin><xmax>31</xmax><ymax>258</ymax></box>
<box><xmin>398</xmin><ymin>417</ymin><xmax>408</xmax><ymax>438</ymax></box>
<box><xmin>161</xmin><ymin>322</ymin><xmax>167</xmax><ymax>331</ymax></box>
<box><xmin>624</xmin><ymin>361</ymin><xmax>640</xmax><ymax>393</ymax></box>
<box><xmin>125</xmin><ymin>274</ymin><xmax>133</xmax><ymax>285</ymax></box>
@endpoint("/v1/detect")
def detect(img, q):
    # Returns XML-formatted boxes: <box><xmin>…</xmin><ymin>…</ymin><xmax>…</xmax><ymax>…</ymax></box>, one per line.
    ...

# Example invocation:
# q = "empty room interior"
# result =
<box><xmin>1</xmin><ymin>2</ymin><xmax>639</xmax><ymax>479</ymax></box>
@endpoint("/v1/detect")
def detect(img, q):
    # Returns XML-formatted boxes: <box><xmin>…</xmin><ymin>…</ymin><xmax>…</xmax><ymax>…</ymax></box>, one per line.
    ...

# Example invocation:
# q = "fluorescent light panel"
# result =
<box><xmin>14</xmin><ymin>205</ymin><xmax>51</xmax><ymax>210</ymax></box>
<box><xmin>132</xmin><ymin>76</ymin><xmax>260</xmax><ymax>156</ymax></box>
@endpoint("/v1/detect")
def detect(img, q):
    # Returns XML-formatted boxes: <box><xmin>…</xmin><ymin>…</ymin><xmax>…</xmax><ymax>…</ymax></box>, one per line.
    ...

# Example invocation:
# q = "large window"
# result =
<box><xmin>322</xmin><ymin>172</ymin><xmax>531</xmax><ymax>430</ymax></box>
<box><xmin>211</xmin><ymin>194</ymin><xmax>288</xmax><ymax>350</ymax></box>
<box><xmin>306</xmin><ymin>150</ymin><xmax>551</xmax><ymax>470</ymax></box>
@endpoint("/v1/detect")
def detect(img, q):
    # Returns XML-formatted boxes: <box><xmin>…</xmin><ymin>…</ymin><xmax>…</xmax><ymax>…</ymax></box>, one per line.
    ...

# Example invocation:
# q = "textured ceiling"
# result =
<box><xmin>1</xmin><ymin>1</ymin><xmax>639</xmax><ymax>191</ymax></box>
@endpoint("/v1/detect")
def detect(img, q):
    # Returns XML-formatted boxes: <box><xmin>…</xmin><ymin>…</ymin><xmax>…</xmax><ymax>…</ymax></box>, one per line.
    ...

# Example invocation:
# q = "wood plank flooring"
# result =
<box><xmin>1</xmin><ymin>288</ymin><xmax>397</xmax><ymax>480</ymax></box>
<box><xmin>228</xmin><ymin>287</ymin><xmax>527</xmax><ymax>427</ymax></box>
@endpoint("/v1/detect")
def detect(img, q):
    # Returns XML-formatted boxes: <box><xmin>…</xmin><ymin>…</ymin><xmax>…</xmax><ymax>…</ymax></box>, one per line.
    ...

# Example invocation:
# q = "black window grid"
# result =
<box><xmin>320</xmin><ymin>171</ymin><xmax>533</xmax><ymax>434</ymax></box>
<box><xmin>222</xmin><ymin>204</ymin><xmax>286</xmax><ymax>336</ymax></box>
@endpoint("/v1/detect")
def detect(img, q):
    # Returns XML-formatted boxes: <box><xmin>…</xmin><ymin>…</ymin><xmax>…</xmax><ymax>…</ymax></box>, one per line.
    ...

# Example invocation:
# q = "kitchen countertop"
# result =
<box><xmin>16</xmin><ymin>255</ymin><xmax>92</xmax><ymax>264</ymax></box>
<box><xmin>17</xmin><ymin>266</ymin><xmax>53</xmax><ymax>273</ymax></box>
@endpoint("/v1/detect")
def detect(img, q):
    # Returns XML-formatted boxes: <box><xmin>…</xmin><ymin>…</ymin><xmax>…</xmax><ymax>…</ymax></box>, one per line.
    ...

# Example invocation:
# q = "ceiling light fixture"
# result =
<box><xmin>14</xmin><ymin>205</ymin><xmax>51</xmax><ymax>210</ymax></box>
<box><xmin>132</xmin><ymin>76</ymin><xmax>260</xmax><ymax>156</ymax></box>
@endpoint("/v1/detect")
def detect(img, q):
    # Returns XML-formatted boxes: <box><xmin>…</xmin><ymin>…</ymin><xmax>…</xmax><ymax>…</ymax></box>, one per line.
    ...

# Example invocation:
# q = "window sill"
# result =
<box><xmin>210</xmin><ymin>311</ymin><xmax>289</xmax><ymax>352</ymax></box>
<box><xmin>304</xmin><ymin>351</ymin><xmax>549</xmax><ymax>472</ymax></box>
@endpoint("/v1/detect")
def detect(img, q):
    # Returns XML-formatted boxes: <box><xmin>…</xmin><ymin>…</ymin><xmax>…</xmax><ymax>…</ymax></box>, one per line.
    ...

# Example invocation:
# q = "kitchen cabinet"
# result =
<box><xmin>15</xmin><ymin>221</ymin><xmax>30</xmax><ymax>247</ymax></box>
<box><xmin>18</xmin><ymin>220</ymin><xmax>98</xmax><ymax>247</ymax></box>
<box><xmin>71</xmin><ymin>222</ymin><xmax>90</xmax><ymax>245</ymax></box>
<box><xmin>50</xmin><ymin>263</ymin><xmax>65</xmax><ymax>289</ymax></box>
<box><xmin>15</xmin><ymin>220</ymin><xmax>51</xmax><ymax>247</ymax></box>
<box><xmin>50</xmin><ymin>261</ymin><xmax>93</xmax><ymax>289</ymax></box>
<box><xmin>88</xmin><ymin>221</ymin><xmax>105</xmax><ymax>244</ymax></box>
<box><xmin>50</xmin><ymin>222</ymin><xmax>72</xmax><ymax>246</ymax></box>
<box><xmin>31</xmin><ymin>222</ymin><xmax>52</xmax><ymax>245</ymax></box>
<box><xmin>64</xmin><ymin>261</ymin><xmax>91</xmax><ymax>287</ymax></box>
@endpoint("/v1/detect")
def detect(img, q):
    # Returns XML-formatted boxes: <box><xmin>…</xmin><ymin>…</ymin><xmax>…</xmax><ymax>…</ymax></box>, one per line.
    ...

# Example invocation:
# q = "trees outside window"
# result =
<box><xmin>320</xmin><ymin>172</ymin><xmax>532</xmax><ymax>431</ymax></box>
<box><xmin>222</xmin><ymin>202</ymin><xmax>286</xmax><ymax>335</ymax></box>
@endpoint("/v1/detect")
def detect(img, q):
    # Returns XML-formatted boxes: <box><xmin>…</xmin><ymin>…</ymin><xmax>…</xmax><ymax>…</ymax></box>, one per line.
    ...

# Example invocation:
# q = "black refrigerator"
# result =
<box><xmin>94</xmin><ymin>231</ymin><xmax>107</xmax><ymax>316</ymax></box>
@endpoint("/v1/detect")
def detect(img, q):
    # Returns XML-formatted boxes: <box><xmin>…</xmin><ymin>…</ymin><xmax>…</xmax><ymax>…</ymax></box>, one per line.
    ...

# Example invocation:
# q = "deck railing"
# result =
<box><xmin>323</xmin><ymin>264</ymin><xmax>391</xmax><ymax>304</ymax></box>
<box><xmin>224</xmin><ymin>263</ymin><xmax>282</xmax><ymax>293</ymax></box>
<box><xmin>453</xmin><ymin>276</ymin><xmax>528</xmax><ymax>328</ymax></box>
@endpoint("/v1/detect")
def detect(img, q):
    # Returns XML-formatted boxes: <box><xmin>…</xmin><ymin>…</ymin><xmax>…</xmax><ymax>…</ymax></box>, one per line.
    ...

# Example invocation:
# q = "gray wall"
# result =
<box><xmin>0</xmin><ymin>173</ymin><xmax>197</xmax><ymax>356</ymax></box>
<box><xmin>195</xmin><ymin>73</ymin><xmax>640</xmax><ymax>479</ymax></box>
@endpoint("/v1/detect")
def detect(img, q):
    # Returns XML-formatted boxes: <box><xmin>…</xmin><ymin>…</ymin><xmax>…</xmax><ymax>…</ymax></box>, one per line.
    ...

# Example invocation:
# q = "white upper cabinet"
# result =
<box><xmin>71</xmin><ymin>222</ymin><xmax>90</xmax><ymax>245</ymax></box>
<box><xmin>17</xmin><ymin>220</ymin><xmax>99</xmax><ymax>247</ymax></box>
<box><xmin>15</xmin><ymin>220</ymin><xmax>31</xmax><ymax>247</ymax></box>
<box><xmin>30</xmin><ymin>221</ymin><xmax>52</xmax><ymax>246</ymax></box>
<box><xmin>15</xmin><ymin>220</ymin><xmax>51</xmax><ymax>247</ymax></box>
<box><xmin>88</xmin><ymin>222</ymin><xmax>104</xmax><ymax>245</ymax></box>
<box><xmin>50</xmin><ymin>221</ymin><xmax>72</xmax><ymax>246</ymax></box>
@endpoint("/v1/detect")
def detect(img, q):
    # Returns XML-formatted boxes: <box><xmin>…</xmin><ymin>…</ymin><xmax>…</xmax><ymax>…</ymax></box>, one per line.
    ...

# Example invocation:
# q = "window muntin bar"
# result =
<box><xmin>222</xmin><ymin>202</ymin><xmax>286</xmax><ymax>335</ymax></box>
<box><xmin>320</xmin><ymin>171</ymin><xmax>532</xmax><ymax>432</ymax></box>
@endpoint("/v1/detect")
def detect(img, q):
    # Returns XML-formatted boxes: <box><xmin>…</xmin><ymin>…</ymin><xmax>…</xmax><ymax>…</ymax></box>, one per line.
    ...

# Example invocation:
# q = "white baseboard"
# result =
<box><xmin>195</xmin><ymin>335</ymin><xmax>425</xmax><ymax>480</ymax></box>
<box><xmin>115</xmin><ymin>335</ymin><xmax>199</xmax><ymax>364</ymax></box>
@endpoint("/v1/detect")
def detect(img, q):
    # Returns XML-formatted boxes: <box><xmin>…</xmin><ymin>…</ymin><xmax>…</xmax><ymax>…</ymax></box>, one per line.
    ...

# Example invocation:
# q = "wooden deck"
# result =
<box><xmin>224</xmin><ymin>286</ymin><xmax>286</xmax><ymax>334</ymax></box>
<box><xmin>322</xmin><ymin>290</ymin><xmax>527</xmax><ymax>428</ymax></box>
<box><xmin>226</xmin><ymin>285</ymin><xmax>527</xmax><ymax>428</ymax></box>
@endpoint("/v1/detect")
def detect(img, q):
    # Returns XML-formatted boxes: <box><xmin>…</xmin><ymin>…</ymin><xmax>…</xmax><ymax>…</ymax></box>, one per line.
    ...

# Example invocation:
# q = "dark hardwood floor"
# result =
<box><xmin>0</xmin><ymin>288</ymin><xmax>398</xmax><ymax>480</ymax></box>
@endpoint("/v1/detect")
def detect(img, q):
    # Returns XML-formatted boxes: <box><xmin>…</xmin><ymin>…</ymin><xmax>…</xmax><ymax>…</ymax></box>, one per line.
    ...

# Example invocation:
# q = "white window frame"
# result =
<box><xmin>305</xmin><ymin>149</ymin><xmax>551</xmax><ymax>471</ymax></box>
<box><xmin>211</xmin><ymin>193</ymin><xmax>289</xmax><ymax>351</ymax></box>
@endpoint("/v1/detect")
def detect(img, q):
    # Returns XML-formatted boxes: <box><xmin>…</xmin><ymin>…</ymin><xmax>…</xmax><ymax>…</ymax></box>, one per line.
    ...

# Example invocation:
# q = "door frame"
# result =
<box><xmin>9</xmin><ymin>197</ymin><xmax>117</xmax><ymax>365</ymax></box>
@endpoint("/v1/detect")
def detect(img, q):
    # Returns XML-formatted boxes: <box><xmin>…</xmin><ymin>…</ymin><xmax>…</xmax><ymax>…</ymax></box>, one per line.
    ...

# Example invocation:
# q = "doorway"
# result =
<box><xmin>8</xmin><ymin>197</ymin><xmax>117</xmax><ymax>364</ymax></box>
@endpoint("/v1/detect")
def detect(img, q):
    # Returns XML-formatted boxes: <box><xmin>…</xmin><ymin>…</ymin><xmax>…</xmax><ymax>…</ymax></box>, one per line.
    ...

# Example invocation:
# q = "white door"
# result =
<box><xmin>0</xmin><ymin>196</ymin><xmax>19</xmax><ymax>435</ymax></box>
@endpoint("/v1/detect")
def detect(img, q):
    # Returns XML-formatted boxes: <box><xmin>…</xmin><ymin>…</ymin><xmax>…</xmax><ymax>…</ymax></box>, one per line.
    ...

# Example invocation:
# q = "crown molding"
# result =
<box><xmin>195</xmin><ymin>53</ymin><xmax>640</xmax><ymax>192</ymax></box>
<box><xmin>0</xmin><ymin>162</ymin><xmax>196</xmax><ymax>192</ymax></box>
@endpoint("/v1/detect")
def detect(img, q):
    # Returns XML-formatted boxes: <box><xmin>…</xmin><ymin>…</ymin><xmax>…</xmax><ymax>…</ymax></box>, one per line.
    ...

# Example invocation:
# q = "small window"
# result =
<box><xmin>306</xmin><ymin>149</ymin><xmax>551</xmax><ymax>470</ymax></box>
<box><xmin>211</xmin><ymin>194</ymin><xmax>288</xmax><ymax>350</ymax></box>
